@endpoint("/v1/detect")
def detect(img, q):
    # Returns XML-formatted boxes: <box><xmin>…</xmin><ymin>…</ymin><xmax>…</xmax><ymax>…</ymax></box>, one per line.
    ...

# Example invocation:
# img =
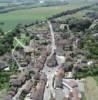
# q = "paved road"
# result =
<box><xmin>43</xmin><ymin>21</ymin><xmax>66</xmax><ymax>100</ymax></box>
<box><xmin>43</xmin><ymin>21</ymin><xmax>57</xmax><ymax>100</ymax></box>
<box><xmin>45</xmin><ymin>21</ymin><xmax>56</xmax><ymax>67</ymax></box>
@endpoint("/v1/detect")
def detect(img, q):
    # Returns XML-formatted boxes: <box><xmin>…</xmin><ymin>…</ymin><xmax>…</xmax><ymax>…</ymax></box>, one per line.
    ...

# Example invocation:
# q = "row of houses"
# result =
<box><xmin>32</xmin><ymin>49</ymin><xmax>49</xmax><ymax>73</ymax></box>
<box><xmin>48</xmin><ymin>23</ymin><xmax>86</xmax><ymax>100</ymax></box>
<box><xmin>30</xmin><ymin>73</ymin><xmax>47</xmax><ymax>100</ymax></box>
<box><xmin>4</xmin><ymin>70</ymin><xmax>30</xmax><ymax>100</ymax></box>
<box><xmin>3</xmin><ymin>49</ymin><xmax>49</xmax><ymax>100</ymax></box>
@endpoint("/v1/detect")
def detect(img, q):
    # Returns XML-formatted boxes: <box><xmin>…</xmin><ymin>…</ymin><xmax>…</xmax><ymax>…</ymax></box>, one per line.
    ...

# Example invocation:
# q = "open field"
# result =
<box><xmin>0</xmin><ymin>3</ymin><xmax>83</xmax><ymax>31</ymax></box>
<box><xmin>94</xmin><ymin>76</ymin><xmax>98</xmax><ymax>85</ymax></box>
<box><xmin>60</xmin><ymin>10</ymin><xmax>87</xmax><ymax>20</ymax></box>
<box><xmin>60</xmin><ymin>6</ymin><xmax>94</xmax><ymax>20</ymax></box>
<box><xmin>85</xmin><ymin>77</ymin><xmax>98</xmax><ymax>100</ymax></box>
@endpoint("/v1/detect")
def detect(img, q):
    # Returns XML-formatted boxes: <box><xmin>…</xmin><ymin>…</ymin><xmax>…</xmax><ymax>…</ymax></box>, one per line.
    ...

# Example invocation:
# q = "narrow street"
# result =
<box><xmin>43</xmin><ymin>21</ymin><xmax>57</xmax><ymax>100</ymax></box>
<box><xmin>43</xmin><ymin>21</ymin><xmax>65</xmax><ymax>100</ymax></box>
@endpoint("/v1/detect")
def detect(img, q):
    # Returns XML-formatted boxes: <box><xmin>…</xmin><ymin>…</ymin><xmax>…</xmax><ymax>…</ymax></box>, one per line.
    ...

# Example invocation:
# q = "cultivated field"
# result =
<box><xmin>0</xmin><ymin>3</ymin><xmax>83</xmax><ymax>31</ymax></box>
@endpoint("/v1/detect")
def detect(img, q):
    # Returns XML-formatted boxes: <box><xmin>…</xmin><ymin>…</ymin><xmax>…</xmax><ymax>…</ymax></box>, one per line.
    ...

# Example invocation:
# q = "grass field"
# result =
<box><xmin>85</xmin><ymin>77</ymin><xmax>98</xmax><ymax>100</ymax></box>
<box><xmin>60</xmin><ymin>7</ymin><xmax>93</xmax><ymax>21</ymax></box>
<box><xmin>94</xmin><ymin>76</ymin><xmax>98</xmax><ymax>85</ymax></box>
<box><xmin>0</xmin><ymin>3</ymin><xmax>83</xmax><ymax>32</ymax></box>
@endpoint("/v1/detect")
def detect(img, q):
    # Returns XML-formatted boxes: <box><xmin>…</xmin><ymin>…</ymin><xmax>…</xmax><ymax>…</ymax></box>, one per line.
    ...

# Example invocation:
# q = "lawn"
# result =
<box><xmin>0</xmin><ymin>3</ymin><xmax>83</xmax><ymax>32</ymax></box>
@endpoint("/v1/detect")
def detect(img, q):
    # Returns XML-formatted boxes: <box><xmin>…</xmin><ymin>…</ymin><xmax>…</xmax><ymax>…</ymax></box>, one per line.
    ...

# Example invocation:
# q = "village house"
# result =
<box><xmin>31</xmin><ymin>73</ymin><xmax>47</xmax><ymax>100</ymax></box>
<box><xmin>62</xmin><ymin>79</ymin><xmax>82</xmax><ymax>100</ymax></box>
<box><xmin>10</xmin><ymin>71</ymin><xmax>30</xmax><ymax>87</ymax></box>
